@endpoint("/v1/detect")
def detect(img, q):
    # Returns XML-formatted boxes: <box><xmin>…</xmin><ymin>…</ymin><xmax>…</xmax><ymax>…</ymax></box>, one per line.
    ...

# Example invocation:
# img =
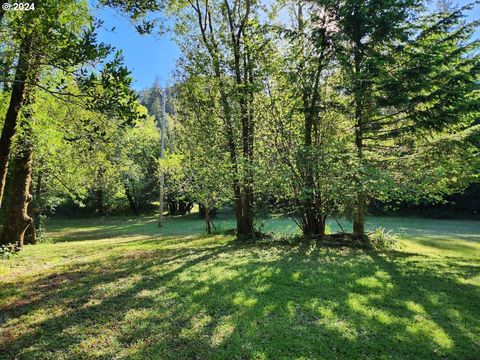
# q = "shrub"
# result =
<box><xmin>368</xmin><ymin>227</ymin><xmax>399</xmax><ymax>250</ymax></box>
<box><xmin>0</xmin><ymin>243</ymin><xmax>20</xmax><ymax>260</ymax></box>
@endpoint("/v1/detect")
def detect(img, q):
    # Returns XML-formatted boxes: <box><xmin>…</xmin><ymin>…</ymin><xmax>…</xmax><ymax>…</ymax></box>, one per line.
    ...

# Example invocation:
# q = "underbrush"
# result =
<box><xmin>0</xmin><ymin>243</ymin><xmax>20</xmax><ymax>259</ymax></box>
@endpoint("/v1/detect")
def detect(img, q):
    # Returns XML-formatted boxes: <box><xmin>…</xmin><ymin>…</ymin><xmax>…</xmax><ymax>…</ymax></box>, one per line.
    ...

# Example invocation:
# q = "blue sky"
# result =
<box><xmin>94</xmin><ymin>6</ymin><xmax>180</xmax><ymax>90</ymax></box>
<box><xmin>94</xmin><ymin>0</ymin><xmax>479</xmax><ymax>90</ymax></box>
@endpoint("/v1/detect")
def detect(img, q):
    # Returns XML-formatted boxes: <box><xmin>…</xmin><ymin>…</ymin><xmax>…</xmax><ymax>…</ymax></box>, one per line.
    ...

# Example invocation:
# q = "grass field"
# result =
<box><xmin>1</xmin><ymin>213</ymin><xmax>479</xmax><ymax>359</ymax></box>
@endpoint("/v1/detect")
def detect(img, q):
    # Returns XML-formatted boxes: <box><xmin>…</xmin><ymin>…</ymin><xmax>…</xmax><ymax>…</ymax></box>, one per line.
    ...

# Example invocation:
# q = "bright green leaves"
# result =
<box><xmin>76</xmin><ymin>52</ymin><xmax>143</xmax><ymax>127</ymax></box>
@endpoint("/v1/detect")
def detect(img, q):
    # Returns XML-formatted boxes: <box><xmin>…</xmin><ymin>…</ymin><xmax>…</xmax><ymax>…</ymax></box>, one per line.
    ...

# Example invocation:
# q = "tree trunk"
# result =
<box><xmin>168</xmin><ymin>199</ymin><xmax>178</xmax><ymax>216</ymax></box>
<box><xmin>243</xmin><ymin>47</ymin><xmax>256</xmax><ymax>240</ymax></box>
<box><xmin>199</xmin><ymin>204</ymin><xmax>217</xmax><ymax>219</ymax></box>
<box><xmin>352</xmin><ymin>108</ymin><xmax>366</xmax><ymax>238</ymax></box>
<box><xmin>205</xmin><ymin>207</ymin><xmax>211</xmax><ymax>234</ymax></box>
<box><xmin>0</xmin><ymin>135</ymin><xmax>34</xmax><ymax>247</ymax></box>
<box><xmin>232</xmin><ymin>17</ymin><xmax>255</xmax><ymax>241</ymax></box>
<box><xmin>24</xmin><ymin>181</ymin><xmax>37</xmax><ymax>245</ymax></box>
<box><xmin>217</xmin><ymin>70</ymin><xmax>244</xmax><ymax>238</ymax></box>
<box><xmin>352</xmin><ymin>125</ymin><xmax>366</xmax><ymax>238</ymax></box>
<box><xmin>302</xmin><ymin>108</ymin><xmax>319</xmax><ymax>237</ymax></box>
<box><xmin>178</xmin><ymin>200</ymin><xmax>193</xmax><ymax>215</ymax></box>
<box><xmin>0</xmin><ymin>36</ymin><xmax>32</xmax><ymax>207</ymax></box>
<box><xmin>216</xmin><ymin>66</ymin><xmax>244</xmax><ymax>238</ymax></box>
<box><xmin>352</xmin><ymin>44</ymin><xmax>366</xmax><ymax>239</ymax></box>
<box><xmin>95</xmin><ymin>167</ymin><xmax>105</xmax><ymax>215</ymax></box>
<box><xmin>302</xmin><ymin>212</ymin><xmax>326</xmax><ymax>237</ymax></box>
<box><xmin>353</xmin><ymin>192</ymin><xmax>365</xmax><ymax>238</ymax></box>
<box><xmin>353</xmin><ymin>103</ymin><xmax>366</xmax><ymax>238</ymax></box>
<box><xmin>158</xmin><ymin>167</ymin><xmax>164</xmax><ymax>226</ymax></box>
<box><xmin>192</xmin><ymin>1</ymin><xmax>251</xmax><ymax>240</ymax></box>
<box><xmin>297</xmin><ymin>4</ymin><xmax>327</xmax><ymax>239</ymax></box>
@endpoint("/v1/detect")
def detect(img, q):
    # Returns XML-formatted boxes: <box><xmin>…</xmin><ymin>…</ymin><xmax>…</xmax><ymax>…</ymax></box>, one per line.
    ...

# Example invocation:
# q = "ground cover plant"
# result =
<box><xmin>1</xmin><ymin>214</ymin><xmax>479</xmax><ymax>359</ymax></box>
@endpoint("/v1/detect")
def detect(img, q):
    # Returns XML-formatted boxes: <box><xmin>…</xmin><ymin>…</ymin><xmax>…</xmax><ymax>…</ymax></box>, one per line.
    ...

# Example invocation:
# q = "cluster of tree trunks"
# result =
<box><xmin>296</xmin><ymin>3</ymin><xmax>329</xmax><ymax>238</ymax></box>
<box><xmin>199</xmin><ymin>204</ymin><xmax>216</xmax><ymax>219</ymax></box>
<box><xmin>190</xmin><ymin>0</ymin><xmax>256</xmax><ymax>240</ymax></box>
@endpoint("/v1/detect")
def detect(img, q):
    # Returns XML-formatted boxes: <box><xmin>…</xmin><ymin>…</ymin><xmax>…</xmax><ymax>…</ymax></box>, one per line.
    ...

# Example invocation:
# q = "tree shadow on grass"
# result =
<box><xmin>1</xmin><ymin>240</ymin><xmax>479</xmax><ymax>359</ymax></box>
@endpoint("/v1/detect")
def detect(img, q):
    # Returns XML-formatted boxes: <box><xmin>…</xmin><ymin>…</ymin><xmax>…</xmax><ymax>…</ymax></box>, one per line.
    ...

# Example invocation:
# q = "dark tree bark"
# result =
<box><xmin>95</xmin><ymin>167</ymin><xmax>106</xmax><ymax>215</ymax></box>
<box><xmin>301</xmin><ymin>99</ymin><xmax>325</xmax><ymax>237</ymax></box>
<box><xmin>168</xmin><ymin>199</ymin><xmax>194</xmax><ymax>216</ymax></box>
<box><xmin>167</xmin><ymin>199</ymin><xmax>178</xmax><ymax>215</ymax></box>
<box><xmin>199</xmin><ymin>204</ymin><xmax>217</xmax><ymax>219</ymax></box>
<box><xmin>214</xmin><ymin>51</ymin><xmax>245</xmax><ymax>238</ymax></box>
<box><xmin>191</xmin><ymin>0</ymin><xmax>256</xmax><ymax>240</ymax></box>
<box><xmin>0</xmin><ymin>62</ymin><xmax>39</xmax><ymax>247</ymax></box>
<box><xmin>225</xmin><ymin>0</ymin><xmax>256</xmax><ymax>240</ymax></box>
<box><xmin>0</xmin><ymin>36</ymin><xmax>32</xmax><ymax>207</ymax></box>
<box><xmin>178</xmin><ymin>200</ymin><xmax>193</xmax><ymax>215</ymax></box>
<box><xmin>241</xmin><ymin>44</ymin><xmax>256</xmax><ymax>239</ymax></box>
<box><xmin>353</xmin><ymin>117</ymin><xmax>366</xmax><ymax>238</ymax></box>
<box><xmin>294</xmin><ymin>3</ymin><xmax>328</xmax><ymax>238</ymax></box>
<box><xmin>205</xmin><ymin>207</ymin><xmax>212</xmax><ymax>234</ymax></box>
<box><xmin>0</xmin><ymin>133</ymin><xmax>34</xmax><ymax>247</ymax></box>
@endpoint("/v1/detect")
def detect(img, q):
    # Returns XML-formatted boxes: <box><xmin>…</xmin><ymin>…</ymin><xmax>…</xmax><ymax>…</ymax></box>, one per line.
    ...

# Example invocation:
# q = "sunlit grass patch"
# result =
<box><xmin>0</xmin><ymin>215</ymin><xmax>479</xmax><ymax>359</ymax></box>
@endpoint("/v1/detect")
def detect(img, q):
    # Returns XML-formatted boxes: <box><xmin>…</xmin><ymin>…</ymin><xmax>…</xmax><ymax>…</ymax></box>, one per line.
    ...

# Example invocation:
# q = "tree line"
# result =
<box><xmin>1</xmin><ymin>0</ymin><xmax>479</xmax><ymax>248</ymax></box>
<box><xmin>166</xmin><ymin>0</ymin><xmax>480</xmax><ymax>239</ymax></box>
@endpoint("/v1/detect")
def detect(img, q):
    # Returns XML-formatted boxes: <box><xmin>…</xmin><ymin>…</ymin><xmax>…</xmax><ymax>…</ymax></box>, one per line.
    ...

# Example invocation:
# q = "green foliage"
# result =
<box><xmin>2</xmin><ymin>0</ymin><xmax>480</xmax><ymax>244</ymax></box>
<box><xmin>76</xmin><ymin>52</ymin><xmax>143</xmax><ymax>126</ymax></box>
<box><xmin>0</xmin><ymin>242</ymin><xmax>19</xmax><ymax>259</ymax></box>
<box><xmin>34</xmin><ymin>214</ymin><xmax>53</xmax><ymax>244</ymax></box>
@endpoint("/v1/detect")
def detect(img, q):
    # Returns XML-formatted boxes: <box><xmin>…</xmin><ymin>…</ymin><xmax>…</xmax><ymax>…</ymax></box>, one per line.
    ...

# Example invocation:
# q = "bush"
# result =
<box><xmin>368</xmin><ymin>227</ymin><xmax>399</xmax><ymax>250</ymax></box>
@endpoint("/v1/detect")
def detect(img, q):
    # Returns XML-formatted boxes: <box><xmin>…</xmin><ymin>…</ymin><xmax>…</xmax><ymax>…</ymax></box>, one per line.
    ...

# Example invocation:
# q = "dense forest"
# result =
<box><xmin>1</xmin><ymin>0</ymin><xmax>479</xmax><ymax>247</ymax></box>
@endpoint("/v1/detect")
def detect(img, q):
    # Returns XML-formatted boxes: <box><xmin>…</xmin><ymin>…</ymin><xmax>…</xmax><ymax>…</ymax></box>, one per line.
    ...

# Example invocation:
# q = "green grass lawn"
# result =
<box><xmin>1</xmin><ymin>213</ymin><xmax>479</xmax><ymax>359</ymax></box>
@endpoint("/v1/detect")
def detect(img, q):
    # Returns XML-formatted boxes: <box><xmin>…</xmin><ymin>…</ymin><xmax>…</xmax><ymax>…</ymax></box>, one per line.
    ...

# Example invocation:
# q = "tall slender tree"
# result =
<box><xmin>170</xmin><ymin>0</ymin><xmax>270</xmax><ymax>240</ymax></box>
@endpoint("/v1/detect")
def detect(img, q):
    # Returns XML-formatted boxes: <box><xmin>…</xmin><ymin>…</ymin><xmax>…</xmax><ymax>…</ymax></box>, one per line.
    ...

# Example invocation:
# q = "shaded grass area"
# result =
<box><xmin>1</xmin><ymin>215</ymin><xmax>479</xmax><ymax>359</ymax></box>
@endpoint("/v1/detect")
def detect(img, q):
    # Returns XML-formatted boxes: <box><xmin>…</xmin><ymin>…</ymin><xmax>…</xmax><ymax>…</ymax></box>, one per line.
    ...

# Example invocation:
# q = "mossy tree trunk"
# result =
<box><xmin>0</xmin><ymin>133</ymin><xmax>34</xmax><ymax>247</ymax></box>
<box><xmin>0</xmin><ymin>36</ymin><xmax>32</xmax><ymax>207</ymax></box>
